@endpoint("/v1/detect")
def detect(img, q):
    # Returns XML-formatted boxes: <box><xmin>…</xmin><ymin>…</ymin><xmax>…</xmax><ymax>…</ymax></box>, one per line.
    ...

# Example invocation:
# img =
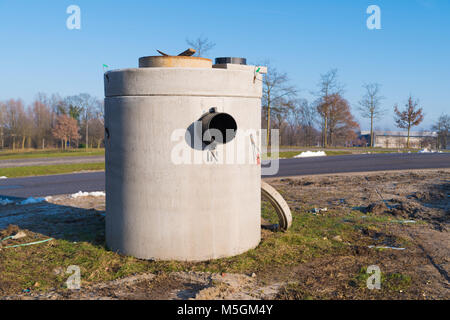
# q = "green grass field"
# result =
<box><xmin>0</xmin><ymin>162</ymin><xmax>105</xmax><ymax>178</ymax></box>
<box><xmin>0</xmin><ymin>148</ymin><xmax>104</xmax><ymax>160</ymax></box>
<box><xmin>0</xmin><ymin>200</ymin><xmax>362</xmax><ymax>293</ymax></box>
<box><xmin>0</xmin><ymin>197</ymin><xmax>414</xmax><ymax>295</ymax></box>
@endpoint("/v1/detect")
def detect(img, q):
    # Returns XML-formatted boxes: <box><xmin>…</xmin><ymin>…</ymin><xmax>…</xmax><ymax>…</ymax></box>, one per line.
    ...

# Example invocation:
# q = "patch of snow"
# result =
<box><xmin>419</xmin><ymin>148</ymin><xmax>443</xmax><ymax>154</ymax></box>
<box><xmin>1</xmin><ymin>196</ymin><xmax>50</xmax><ymax>207</ymax></box>
<box><xmin>368</xmin><ymin>245</ymin><xmax>405</xmax><ymax>251</ymax></box>
<box><xmin>0</xmin><ymin>198</ymin><xmax>14</xmax><ymax>206</ymax></box>
<box><xmin>71</xmin><ymin>191</ymin><xmax>105</xmax><ymax>198</ymax></box>
<box><xmin>294</xmin><ymin>151</ymin><xmax>327</xmax><ymax>158</ymax></box>
<box><xmin>17</xmin><ymin>197</ymin><xmax>47</xmax><ymax>205</ymax></box>
<box><xmin>17</xmin><ymin>197</ymin><xmax>46</xmax><ymax>205</ymax></box>
<box><xmin>394</xmin><ymin>219</ymin><xmax>417</xmax><ymax>224</ymax></box>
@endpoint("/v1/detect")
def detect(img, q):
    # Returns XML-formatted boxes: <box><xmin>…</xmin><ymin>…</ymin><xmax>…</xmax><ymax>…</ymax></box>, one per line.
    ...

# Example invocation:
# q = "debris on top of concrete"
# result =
<box><xmin>294</xmin><ymin>151</ymin><xmax>327</xmax><ymax>158</ymax></box>
<box><xmin>71</xmin><ymin>191</ymin><xmax>106</xmax><ymax>198</ymax></box>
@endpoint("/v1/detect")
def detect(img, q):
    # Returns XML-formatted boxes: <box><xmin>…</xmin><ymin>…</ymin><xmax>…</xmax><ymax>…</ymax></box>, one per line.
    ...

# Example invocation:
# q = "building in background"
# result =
<box><xmin>360</xmin><ymin>131</ymin><xmax>438</xmax><ymax>149</ymax></box>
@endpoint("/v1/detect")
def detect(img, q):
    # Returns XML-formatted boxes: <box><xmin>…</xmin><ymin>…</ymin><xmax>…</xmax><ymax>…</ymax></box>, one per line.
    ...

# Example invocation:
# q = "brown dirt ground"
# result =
<box><xmin>266</xmin><ymin>169</ymin><xmax>449</xmax><ymax>300</ymax></box>
<box><xmin>0</xmin><ymin>169</ymin><xmax>448</xmax><ymax>300</ymax></box>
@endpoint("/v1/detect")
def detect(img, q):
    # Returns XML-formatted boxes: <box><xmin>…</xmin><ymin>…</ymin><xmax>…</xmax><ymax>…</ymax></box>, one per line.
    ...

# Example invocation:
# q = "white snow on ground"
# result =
<box><xmin>71</xmin><ymin>191</ymin><xmax>105</xmax><ymax>198</ymax></box>
<box><xmin>0</xmin><ymin>199</ymin><xmax>14</xmax><ymax>206</ymax></box>
<box><xmin>294</xmin><ymin>151</ymin><xmax>327</xmax><ymax>158</ymax></box>
<box><xmin>419</xmin><ymin>148</ymin><xmax>443</xmax><ymax>153</ymax></box>
<box><xmin>17</xmin><ymin>197</ymin><xmax>47</xmax><ymax>205</ymax></box>
<box><xmin>368</xmin><ymin>245</ymin><xmax>405</xmax><ymax>251</ymax></box>
<box><xmin>1</xmin><ymin>197</ymin><xmax>43</xmax><ymax>206</ymax></box>
<box><xmin>0</xmin><ymin>192</ymin><xmax>105</xmax><ymax>207</ymax></box>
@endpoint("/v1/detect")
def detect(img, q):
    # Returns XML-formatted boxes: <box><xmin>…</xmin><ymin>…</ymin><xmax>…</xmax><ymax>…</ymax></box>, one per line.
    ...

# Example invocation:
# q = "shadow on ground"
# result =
<box><xmin>0</xmin><ymin>195</ymin><xmax>105</xmax><ymax>246</ymax></box>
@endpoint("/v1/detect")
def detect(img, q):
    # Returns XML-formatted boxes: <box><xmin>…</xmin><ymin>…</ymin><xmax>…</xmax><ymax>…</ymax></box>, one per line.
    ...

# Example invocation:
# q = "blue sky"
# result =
<box><xmin>0</xmin><ymin>0</ymin><xmax>449</xmax><ymax>130</ymax></box>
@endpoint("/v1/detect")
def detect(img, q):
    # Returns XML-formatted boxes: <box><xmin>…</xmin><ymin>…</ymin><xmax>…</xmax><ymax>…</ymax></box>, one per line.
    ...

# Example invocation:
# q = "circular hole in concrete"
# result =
<box><xmin>206</xmin><ymin>113</ymin><xmax>237</xmax><ymax>144</ymax></box>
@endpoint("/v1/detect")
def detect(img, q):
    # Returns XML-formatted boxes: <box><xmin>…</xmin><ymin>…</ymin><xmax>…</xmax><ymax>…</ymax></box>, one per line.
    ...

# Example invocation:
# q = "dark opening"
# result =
<box><xmin>202</xmin><ymin>112</ymin><xmax>237</xmax><ymax>145</ymax></box>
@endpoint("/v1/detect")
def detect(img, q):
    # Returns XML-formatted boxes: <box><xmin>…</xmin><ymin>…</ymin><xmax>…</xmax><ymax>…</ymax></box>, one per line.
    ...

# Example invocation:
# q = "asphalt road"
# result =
<box><xmin>0</xmin><ymin>171</ymin><xmax>105</xmax><ymax>198</ymax></box>
<box><xmin>0</xmin><ymin>153</ymin><xmax>449</xmax><ymax>198</ymax></box>
<box><xmin>263</xmin><ymin>152</ymin><xmax>450</xmax><ymax>177</ymax></box>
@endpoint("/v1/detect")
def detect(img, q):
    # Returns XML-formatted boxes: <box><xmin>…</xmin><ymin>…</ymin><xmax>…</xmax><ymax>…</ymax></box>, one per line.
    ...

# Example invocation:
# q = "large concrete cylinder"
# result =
<box><xmin>104</xmin><ymin>56</ymin><xmax>264</xmax><ymax>261</ymax></box>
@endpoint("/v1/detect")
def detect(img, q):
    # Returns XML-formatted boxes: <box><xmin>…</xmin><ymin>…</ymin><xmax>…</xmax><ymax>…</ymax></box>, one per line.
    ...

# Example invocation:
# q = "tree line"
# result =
<box><xmin>262</xmin><ymin>67</ymin><xmax>363</xmax><ymax>148</ymax></box>
<box><xmin>2</xmin><ymin>35</ymin><xmax>448</xmax><ymax>151</ymax></box>
<box><xmin>186</xmin><ymin>36</ymin><xmax>448</xmax><ymax>149</ymax></box>
<box><xmin>0</xmin><ymin>93</ymin><xmax>104</xmax><ymax>150</ymax></box>
<box><xmin>261</xmin><ymin>65</ymin><xmax>448</xmax><ymax>149</ymax></box>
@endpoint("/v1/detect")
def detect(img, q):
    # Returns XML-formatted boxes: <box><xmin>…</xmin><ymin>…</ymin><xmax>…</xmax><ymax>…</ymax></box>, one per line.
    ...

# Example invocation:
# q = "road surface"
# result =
<box><xmin>0</xmin><ymin>153</ymin><xmax>449</xmax><ymax>198</ymax></box>
<box><xmin>262</xmin><ymin>152</ymin><xmax>450</xmax><ymax>177</ymax></box>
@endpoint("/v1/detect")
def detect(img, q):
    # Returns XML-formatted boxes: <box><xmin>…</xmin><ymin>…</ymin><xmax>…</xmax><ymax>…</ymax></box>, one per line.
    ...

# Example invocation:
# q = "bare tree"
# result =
<box><xmin>88</xmin><ymin>118</ymin><xmax>105</xmax><ymax>148</ymax></box>
<box><xmin>0</xmin><ymin>102</ymin><xmax>5</xmax><ymax>149</ymax></box>
<box><xmin>432</xmin><ymin>114</ymin><xmax>450</xmax><ymax>149</ymax></box>
<box><xmin>31</xmin><ymin>96</ymin><xmax>53</xmax><ymax>149</ymax></box>
<box><xmin>288</xmin><ymin>99</ymin><xmax>318</xmax><ymax>146</ymax></box>
<box><xmin>4</xmin><ymin>99</ymin><xmax>31</xmax><ymax>150</ymax></box>
<box><xmin>186</xmin><ymin>36</ymin><xmax>215</xmax><ymax>57</ymax></box>
<box><xmin>315</xmin><ymin>69</ymin><xmax>344</xmax><ymax>147</ymax></box>
<box><xmin>358</xmin><ymin>83</ymin><xmax>385</xmax><ymax>147</ymax></box>
<box><xmin>64</xmin><ymin>93</ymin><xmax>101</xmax><ymax>149</ymax></box>
<box><xmin>262</xmin><ymin>64</ymin><xmax>298</xmax><ymax>146</ymax></box>
<box><xmin>394</xmin><ymin>96</ymin><xmax>424</xmax><ymax>148</ymax></box>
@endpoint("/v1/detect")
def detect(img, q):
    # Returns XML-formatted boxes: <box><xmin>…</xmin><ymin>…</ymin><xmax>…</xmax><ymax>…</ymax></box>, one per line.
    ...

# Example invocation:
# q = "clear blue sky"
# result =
<box><xmin>0</xmin><ymin>0</ymin><xmax>449</xmax><ymax>131</ymax></box>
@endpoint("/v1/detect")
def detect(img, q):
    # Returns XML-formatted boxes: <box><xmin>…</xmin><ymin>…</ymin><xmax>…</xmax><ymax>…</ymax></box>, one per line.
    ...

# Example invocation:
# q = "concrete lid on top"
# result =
<box><xmin>139</xmin><ymin>56</ymin><xmax>212</xmax><ymax>68</ymax></box>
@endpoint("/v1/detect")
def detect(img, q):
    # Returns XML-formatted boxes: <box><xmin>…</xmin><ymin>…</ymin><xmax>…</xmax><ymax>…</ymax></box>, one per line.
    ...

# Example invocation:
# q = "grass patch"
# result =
<box><xmin>0</xmin><ymin>162</ymin><xmax>105</xmax><ymax>178</ymax></box>
<box><xmin>0</xmin><ymin>200</ymin><xmax>366</xmax><ymax>295</ymax></box>
<box><xmin>0</xmin><ymin>149</ymin><xmax>104</xmax><ymax>160</ymax></box>
<box><xmin>0</xmin><ymin>238</ymin><xmax>152</xmax><ymax>293</ymax></box>
<box><xmin>275</xmin><ymin>283</ymin><xmax>315</xmax><ymax>300</ymax></box>
<box><xmin>350</xmin><ymin>267</ymin><xmax>412</xmax><ymax>292</ymax></box>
